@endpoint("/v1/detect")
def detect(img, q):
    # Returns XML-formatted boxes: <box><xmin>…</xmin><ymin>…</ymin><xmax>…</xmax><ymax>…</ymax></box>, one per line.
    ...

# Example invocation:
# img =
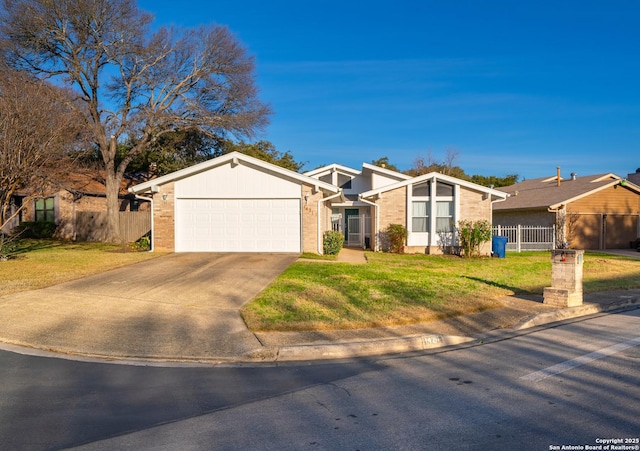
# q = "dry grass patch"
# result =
<box><xmin>0</xmin><ymin>240</ymin><xmax>164</xmax><ymax>296</ymax></box>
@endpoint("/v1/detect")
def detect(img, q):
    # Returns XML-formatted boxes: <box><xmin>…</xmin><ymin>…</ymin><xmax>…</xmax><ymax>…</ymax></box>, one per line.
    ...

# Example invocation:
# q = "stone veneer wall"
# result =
<box><xmin>459</xmin><ymin>188</ymin><xmax>496</xmax><ymax>256</ymax></box>
<box><xmin>301</xmin><ymin>185</ymin><xmax>325</xmax><ymax>253</ymax></box>
<box><xmin>153</xmin><ymin>182</ymin><xmax>175</xmax><ymax>251</ymax></box>
<box><xmin>374</xmin><ymin>186</ymin><xmax>406</xmax><ymax>251</ymax></box>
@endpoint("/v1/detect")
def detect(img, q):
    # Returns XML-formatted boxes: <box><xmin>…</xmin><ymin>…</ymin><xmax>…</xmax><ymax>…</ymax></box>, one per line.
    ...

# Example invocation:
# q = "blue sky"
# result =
<box><xmin>138</xmin><ymin>0</ymin><xmax>639</xmax><ymax>180</ymax></box>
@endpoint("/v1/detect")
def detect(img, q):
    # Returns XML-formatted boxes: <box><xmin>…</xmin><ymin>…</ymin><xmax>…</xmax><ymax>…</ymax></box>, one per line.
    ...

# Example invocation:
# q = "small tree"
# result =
<box><xmin>456</xmin><ymin>219</ymin><xmax>492</xmax><ymax>258</ymax></box>
<box><xmin>0</xmin><ymin>68</ymin><xmax>83</xmax><ymax>235</ymax></box>
<box><xmin>386</xmin><ymin>223</ymin><xmax>408</xmax><ymax>254</ymax></box>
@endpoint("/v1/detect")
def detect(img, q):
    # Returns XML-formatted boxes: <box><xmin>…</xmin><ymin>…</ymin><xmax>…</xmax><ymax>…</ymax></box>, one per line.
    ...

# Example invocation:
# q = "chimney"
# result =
<box><xmin>557</xmin><ymin>166</ymin><xmax>561</xmax><ymax>187</ymax></box>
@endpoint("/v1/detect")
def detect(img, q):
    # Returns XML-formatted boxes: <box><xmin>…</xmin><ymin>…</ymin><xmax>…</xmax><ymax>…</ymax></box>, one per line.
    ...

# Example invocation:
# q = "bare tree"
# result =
<box><xmin>408</xmin><ymin>147</ymin><xmax>464</xmax><ymax>178</ymax></box>
<box><xmin>1</xmin><ymin>0</ymin><xmax>270</xmax><ymax>241</ymax></box>
<box><xmin>0</xmin><ymin>67</ymin><xmax>82</xmax><ymax>233</ymax></box>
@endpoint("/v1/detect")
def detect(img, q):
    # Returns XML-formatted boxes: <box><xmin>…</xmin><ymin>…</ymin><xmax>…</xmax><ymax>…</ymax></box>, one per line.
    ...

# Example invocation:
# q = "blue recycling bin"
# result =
<box><xmin>492</xmin><ymin>235</ymin><xmax>508</xmax><ymax>258</ymax></box>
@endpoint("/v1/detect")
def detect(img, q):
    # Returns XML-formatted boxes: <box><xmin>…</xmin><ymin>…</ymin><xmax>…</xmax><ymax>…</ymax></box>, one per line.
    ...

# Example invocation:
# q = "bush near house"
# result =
<box><xmin>323</xmin><ymin>230</ymin><xmax>344</xmax><ymax>255</ymax></box>
<box><xmin>13</xmin><ymin>221</ymin><xmax>57</xmax><ymax>239</ymax></box>
<box><xmin>456</xmin><ymin>219</ymin><xmax>492</xmax><ymax>258</ymax></box>
<box><xmin>386</xmin><ymin>223</ymin><xmax>408</xmax><ymax>254</ymax></box>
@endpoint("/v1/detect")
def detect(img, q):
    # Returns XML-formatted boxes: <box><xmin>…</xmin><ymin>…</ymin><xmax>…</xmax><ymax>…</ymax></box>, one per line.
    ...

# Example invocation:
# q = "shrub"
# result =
<box><xmin>0</xmin><ymin>234</ymin><xmax>18</xmax><ymax>261</ymax></box>
<box><xmin>129</xmin><ymin>234</ymin><xmax>151</xmax><ymax>251</ymax></box>
<box><xmin>13</xmin><ymin>221</ymin><xmax>56</xmax><ymax>239</ymax></box>
<box><xmin>456</xmin><ymin>219</ymin><xmax>492</xmax><ymax>258</ymax></box>
<box><xmin>386</xmin><ymin>223</ymin><xmax>408</xmax><ymax>254</ymax></box>
<box><xmin>323</xmin><ymin>230</ymin><xmax>344</xmax><ymax>255</ymax></box>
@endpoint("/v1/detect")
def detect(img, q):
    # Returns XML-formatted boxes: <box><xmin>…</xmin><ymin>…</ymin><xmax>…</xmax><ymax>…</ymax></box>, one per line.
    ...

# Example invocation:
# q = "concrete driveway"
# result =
<box><xmin>0</xmin><ymin>253</ymin><xmax>297</xmax><ymax>362</ymax></box>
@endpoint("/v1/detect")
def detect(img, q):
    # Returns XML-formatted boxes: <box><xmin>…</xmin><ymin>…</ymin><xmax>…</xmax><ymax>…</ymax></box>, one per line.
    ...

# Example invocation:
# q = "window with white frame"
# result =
<box><xmin>435</xmin><ymin>182</ymin><xmax>454</xmax><ymax>232</ymax></box>
<box><xmin>411</xmin><ymin>181</ymin><xmax>430</xmax><ymax>233</ymax></box>
<box><xmin>436</xmin><ymin>201</ymin><xmax>453</xmax><ymax>232</ymax></box>
<box><xmin>409</xmin><ymin>180</ymin><xmax>456</xmax><ymax>236</ymax></box>
<box><xmin>412</xmin><ymin>201</ymin><xmax>428</xmax><ymax>232</ymax></box>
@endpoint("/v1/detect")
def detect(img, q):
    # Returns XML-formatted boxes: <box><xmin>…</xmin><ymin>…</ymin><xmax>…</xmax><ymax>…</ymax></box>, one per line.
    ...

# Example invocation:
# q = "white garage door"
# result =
<box><xmin>176</xmin><ymin>199</ymin><xmax>301</xmax><ymax>252</ymax></box>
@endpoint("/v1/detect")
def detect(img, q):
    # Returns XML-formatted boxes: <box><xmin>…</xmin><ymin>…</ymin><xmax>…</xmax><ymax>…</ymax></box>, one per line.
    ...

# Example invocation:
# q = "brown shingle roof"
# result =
<box><xmin>494</xmin><ymin>173</ymin><xmax>622</xmax><ymax>211</ymax></box>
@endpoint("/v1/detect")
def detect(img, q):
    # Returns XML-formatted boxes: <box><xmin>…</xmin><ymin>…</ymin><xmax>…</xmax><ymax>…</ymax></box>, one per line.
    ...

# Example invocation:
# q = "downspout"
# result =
<box><xmin>358</xmin><ymin>196</ymin><xmax>379</xmax><ymax>251</ymax></box>
<box><xmin>134</xmin><ymin>194</ymin><xmax>154</xmax><ymax>252</ymax></box>
<box><xmin>318</xmin><ymin>191</ymin><xmax>343</xmax><ymax>254</ymax></box>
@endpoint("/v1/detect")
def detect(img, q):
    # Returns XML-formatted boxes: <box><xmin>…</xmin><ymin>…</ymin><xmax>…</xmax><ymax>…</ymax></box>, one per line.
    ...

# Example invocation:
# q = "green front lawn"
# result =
<box><xmin>241</xmin><ymin>251</ymin><xmax>640</xmax><ymax>331</ymax></box>
<box><xmin>2</xmin><ymin>241</ymin><xmax>639</xmax><ymax>333</ymax></box>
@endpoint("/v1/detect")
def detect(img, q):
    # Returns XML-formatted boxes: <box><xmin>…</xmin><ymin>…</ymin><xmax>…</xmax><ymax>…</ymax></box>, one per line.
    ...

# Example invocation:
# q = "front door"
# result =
<box><xmin>344</xmin><ymin>208</ymin><xmax>359</xmax><ymax>246</ymax></box>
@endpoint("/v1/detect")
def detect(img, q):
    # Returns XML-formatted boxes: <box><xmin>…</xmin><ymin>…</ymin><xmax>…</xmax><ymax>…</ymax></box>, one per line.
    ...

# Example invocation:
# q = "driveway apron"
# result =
<box><xmin>0</xmin><ymin>253</ymin><xmax>297</xmax><ymax>361</ymax></box>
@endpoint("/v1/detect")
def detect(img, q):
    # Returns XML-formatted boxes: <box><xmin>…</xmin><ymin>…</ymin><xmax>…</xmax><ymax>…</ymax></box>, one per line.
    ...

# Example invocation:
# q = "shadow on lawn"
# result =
<box><xmin>13</xmin><ymin>239</ymin><xmax>66</xmax><ymax>255</ymax></box>
<box><xmin>462</xmin><ymin>275</ymin><xmax>544</xmax><ymax>297</ymax></box>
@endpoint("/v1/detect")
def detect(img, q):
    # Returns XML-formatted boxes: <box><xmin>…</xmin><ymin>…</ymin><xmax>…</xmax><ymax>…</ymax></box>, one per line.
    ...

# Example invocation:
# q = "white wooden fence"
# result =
<box><xmin>493</xmin><ymin>225</ymin><xmax>556</xmax><ymax>252</ymax></box>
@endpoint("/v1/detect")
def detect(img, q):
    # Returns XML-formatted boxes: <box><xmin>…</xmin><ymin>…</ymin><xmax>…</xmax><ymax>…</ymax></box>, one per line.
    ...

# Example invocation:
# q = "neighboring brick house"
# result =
<box><xmin>494</xmin><ymin>171</ymin><xmax>640</xmax><ymax>250</ymax></box>
<box><xmin>3</xmin><ymin>171</ymin><xmax>149</xmax><ymax>241</ymax></box>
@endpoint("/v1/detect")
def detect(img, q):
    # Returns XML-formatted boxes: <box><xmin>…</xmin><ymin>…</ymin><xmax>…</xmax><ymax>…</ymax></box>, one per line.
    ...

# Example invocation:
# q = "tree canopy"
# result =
<box><xmin>113</xmin><ymin>134</ymin><xmax>305</xmax><ymax>176</ymax></box>
<box><xmin>369</xmin><ymin>151</ymin><xmax>519</xmax><ymax>187</ymax></box>
<box><xmin>1</xmin><ymin>0</ymin><xmax>270</xmax><ymax>241</ymax></box>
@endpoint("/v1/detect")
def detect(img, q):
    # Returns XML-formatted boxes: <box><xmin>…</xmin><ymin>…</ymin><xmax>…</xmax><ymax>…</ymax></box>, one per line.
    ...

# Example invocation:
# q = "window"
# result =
<box><xmin>413</xmin><ymin>182</ymin><xmax>430</xmax><ymax>197</ymax></box>
<box><xmin>338</xmin><ymin>173</ymin><xmax>352</xmax><ymax>189</ymax></box>
<box><xmin>436</xmin><ymin>201</ymin><xmax>453</xmax><ymax>232</ymax></box>
<box><xmin>35</xmin><ymin>197</ymin><xmax>55</xmax><ymax>222</ymax></box>
<box><xmin>412</xmin><ymin>201</ymin><xmax>428</xmax><ymax>232</ymax></box>
<box><xmin>436</xmin><ymin>182</ymin><xmax>453</xmax><ymax>196</ymax></box>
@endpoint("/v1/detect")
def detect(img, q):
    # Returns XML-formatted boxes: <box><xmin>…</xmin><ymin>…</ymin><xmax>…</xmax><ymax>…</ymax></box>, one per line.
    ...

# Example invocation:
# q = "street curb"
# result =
<box><xmin>513</xmin><ymin>296</ymin><xmax>640</xmax><ymax>330</ymax></box>
<box><xmin>254</xmin><ymin>296</ymin><xmax>640</xmax><ymax>362</ymax></box>
<box><xmin>270</xmin><ymin>334</ymin><xmax>473</xmax><ymax>361</ymax></box>
<box><xmin>1</xmin><ymin>296</ymin><xmax>638</xmax><ymax>367</ymax></box>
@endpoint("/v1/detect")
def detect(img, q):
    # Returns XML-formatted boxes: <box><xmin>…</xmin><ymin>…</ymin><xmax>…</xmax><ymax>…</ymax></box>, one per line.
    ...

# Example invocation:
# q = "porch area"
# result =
<box><xmin>331</xmin><ymin>206</ymin><xmax>372</xmax><ymax>249</ymax></box>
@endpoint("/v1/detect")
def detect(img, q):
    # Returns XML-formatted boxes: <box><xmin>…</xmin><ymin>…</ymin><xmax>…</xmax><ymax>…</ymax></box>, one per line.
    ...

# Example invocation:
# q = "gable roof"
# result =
<box><xmin>493</xmin><ymin>173</ymin><xmax>640</xmax><ymax>211</ymax></box>
<box><xmin>129</xmin><ymin>151</ymin><xmax>341</xmax><ymax>195</ymax></box>
<box><xmin>360</xmin><ymin>163</ymin><xmax>412</xmax><ymax>180</ymax></box>
<box><xmin>304</xmin><ymin>162</ymin><xmax>411</xmax><ymax>181</ymax></box>
<box><xmin>360</xmin><ymin>171</ymin><xmax>508</xmax><ymax>201</ymax></box>
<box><xmin>304</xmin><ymin>163</ymin><xmax>361</xmax><ymax>178</ymax></box>
<box><xmin>15</xmin><ymin>169</ymin><xmax>138</xmax><ymax>198</ymax></box>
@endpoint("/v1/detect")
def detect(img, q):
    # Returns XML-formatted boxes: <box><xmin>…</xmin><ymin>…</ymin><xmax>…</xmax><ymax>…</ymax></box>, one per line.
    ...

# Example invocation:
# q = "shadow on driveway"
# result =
<box><xmin>0</xmin><ymin>253</ymin><xmax>297</xmax><ymax>361</ymax></box>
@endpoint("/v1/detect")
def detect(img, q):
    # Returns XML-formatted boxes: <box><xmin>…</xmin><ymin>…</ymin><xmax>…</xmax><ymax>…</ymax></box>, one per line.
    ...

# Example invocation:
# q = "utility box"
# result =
<box><xmin>543</xmin><ymin>249</ymin><xmax>584</xmax><ymax>307</ymax></box>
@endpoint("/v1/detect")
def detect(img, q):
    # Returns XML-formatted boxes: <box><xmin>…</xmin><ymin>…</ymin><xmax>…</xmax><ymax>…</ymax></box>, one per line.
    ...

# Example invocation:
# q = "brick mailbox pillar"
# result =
<box><xmin>543</xmin><ymin>249</ymin><xmax>584</xmax><ymax>307</ymax></box>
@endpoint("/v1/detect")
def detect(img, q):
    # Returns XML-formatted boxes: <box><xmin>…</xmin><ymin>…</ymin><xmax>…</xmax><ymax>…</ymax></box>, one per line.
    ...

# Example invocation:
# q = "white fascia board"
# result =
<box><xmin>591</xmin><ymin>173</ymin><xmax>621</xmax><ymax>183</ymax></box>
<box><xmin>304</xmin><ymin>163</ymin><xmax>361</xmax><ymax>178</ymax></box>
<box><xmin>129</xmin><ymin>151</ymin><xmax>340</xmax><ymax>195</ymax></box>
<box><xmin>360</xmin><ymin>171</ymin><xmax>508</xmax><ymax>200</ymax></box>
<box><xmin>361</xmin><ymin>162</ymin><xmax>412</xmax><ymax>180</ymax></box>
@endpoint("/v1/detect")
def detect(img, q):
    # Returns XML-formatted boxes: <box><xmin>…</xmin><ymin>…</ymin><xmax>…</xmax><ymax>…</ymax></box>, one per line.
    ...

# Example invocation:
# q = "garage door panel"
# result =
<box><xmin>176</xmin><ymin>199</ymin><xmax>300</xmax><ymax>252</ymax></box>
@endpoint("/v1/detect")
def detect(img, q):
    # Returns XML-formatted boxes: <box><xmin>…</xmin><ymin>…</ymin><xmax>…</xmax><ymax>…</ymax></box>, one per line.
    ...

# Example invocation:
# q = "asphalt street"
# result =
<box><xmin>1</xmin><ymin>308</ymin><xmax>638</xmax><ymax>450</ymax></box>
